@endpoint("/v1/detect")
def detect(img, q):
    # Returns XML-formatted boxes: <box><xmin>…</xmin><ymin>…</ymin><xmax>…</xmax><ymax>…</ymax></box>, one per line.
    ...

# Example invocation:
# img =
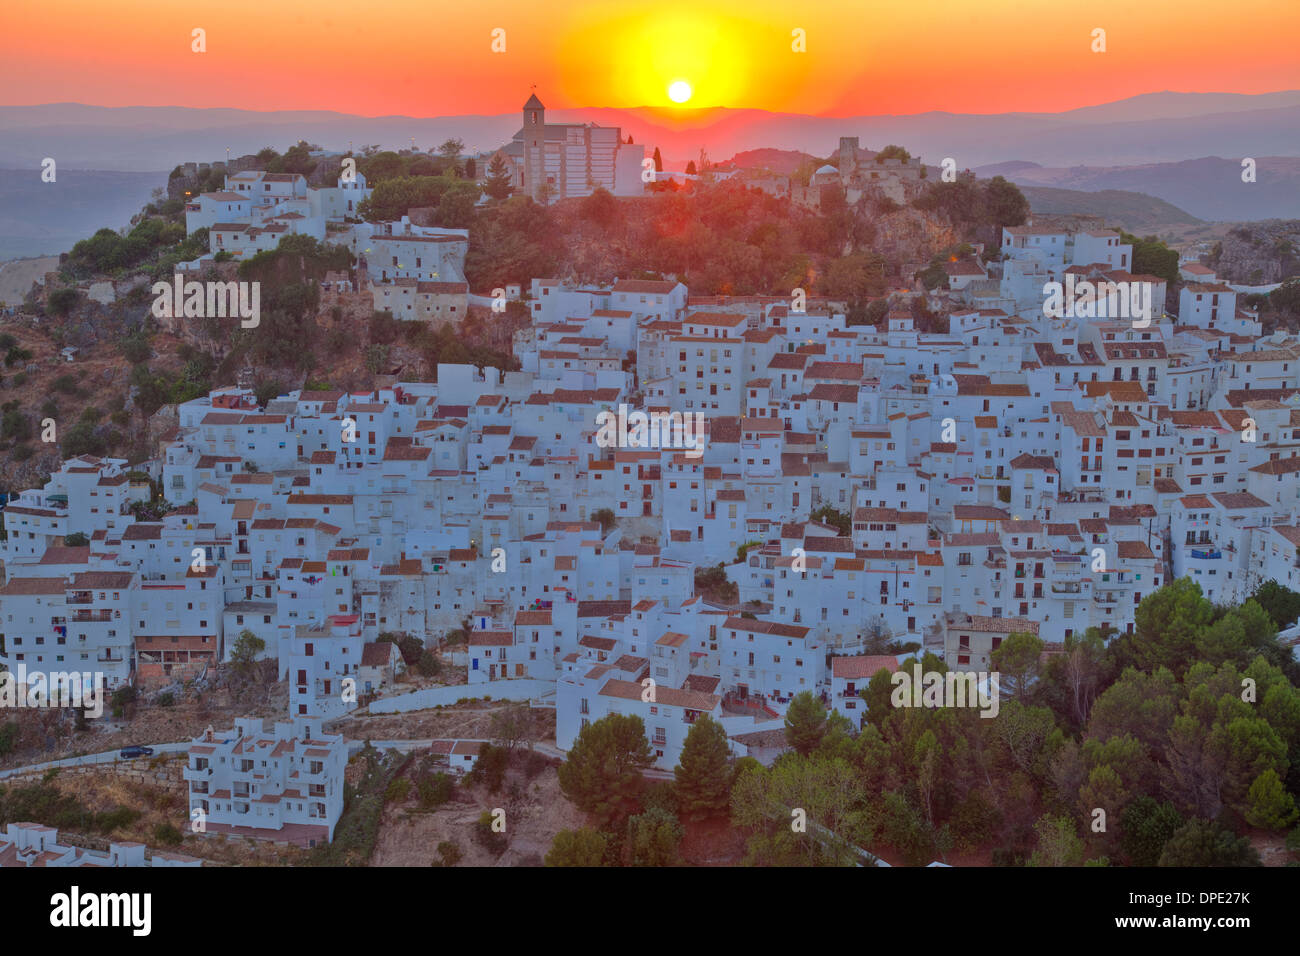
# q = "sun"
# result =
<box><xmin>667</xmin><ymin>80</ymin><xmax>693</xmax><ymax>104</ymax></box>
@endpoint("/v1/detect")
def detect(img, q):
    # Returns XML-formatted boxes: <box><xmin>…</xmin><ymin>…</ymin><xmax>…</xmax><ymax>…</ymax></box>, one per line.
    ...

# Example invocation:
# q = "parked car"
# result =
<box><xmin>119</xmin><ymin>745</ymin><xmax>154</xmax><ymax>758</ymax></box>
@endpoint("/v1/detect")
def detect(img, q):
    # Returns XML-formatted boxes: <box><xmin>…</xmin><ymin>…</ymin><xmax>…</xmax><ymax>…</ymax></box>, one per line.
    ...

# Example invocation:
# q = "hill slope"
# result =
<box><xmin>1019</xmin><ymin>186</ymin><xmax>1201</xmax><ymax>231</ymax></box>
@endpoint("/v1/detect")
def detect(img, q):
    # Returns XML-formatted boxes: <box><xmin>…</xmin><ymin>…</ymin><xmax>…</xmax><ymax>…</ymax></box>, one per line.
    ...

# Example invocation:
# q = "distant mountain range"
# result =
<box><xmin>975</xmin><ymin>157</ymin><xmax>1300</xmax><ymax>222</ymax></box>
<box><xmin>1</xmin><ymin>91</ymin><xmax>1297</xmax><ymax>259</ymax></box>
<box><xmin>2</xmin><ymin>90</ymin><xmax>1297</xmax><ymax>171</ymax></box>
<box><xmin>1015</xmin><ymin>186</ymin><xmax>1202</xmax><ymax>231</ymax></box>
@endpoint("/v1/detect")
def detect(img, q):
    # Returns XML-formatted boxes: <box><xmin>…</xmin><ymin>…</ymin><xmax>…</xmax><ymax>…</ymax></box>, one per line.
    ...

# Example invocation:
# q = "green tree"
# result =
<box><xmin>1244</xmin><ymin>768</ymin><xmax>1299</xmax><ymax>830</ymax></box>
<box><xmin>467</xmin><ymin>742</ymin><xmax>509</xmax><ymax>793</ymax></box>
<box><xmin>1120</xmin><ymin>231</ymin><xmax>1180</xmax><ymax>285</ymax></box>
<box><xmin>437</xmin><ymin>138</ymin><xmax>465</xmax><ymax>165</ymax></box>
<box><xmin>859</xmin><ymin>668</ymin><xmax>897</xmax><ymax>721</ymax></box>
<box><xmin>1250</xmin><ymin>579</ymin><xmax>1300</xmax><ymax>630</ymax></box>
<box><xmin>254</xmin><ymin>379</ymin><xmax>286</xmax><ymax>407</ymax></box>
<box><xmin>484</xmin><ymin>153</ymin><xmax>513</xmax><ymax>201</ymax></box>
<box><xmin>991</xmin><ymin>631</ymin><xmax>1045</xmax><ymax>700</ymax></box>
<box><xmin>1028</xmin><ymin>814</ymin><xmax>1084</xmax><ymax>867</ymax></box>
<box><xmin>580</xmin><ymin>188</ymin><xmax>622</xmax><ymax>230</ymax></box>
<box><xmin>784</xmin><ymin>691</ymin><xmax>829</xmax><ymax>757</ymax></box>
<box><xmin>591</xmin><ymin>507</ymin><xmax>616</xmax><ymax>533</ymax></box>
<box><xmin>557</xmin><ymin>713</ymin><xmax>653</xmax><ymax>827</ymax></box>
<box><xmin>808</xmin><ymin>505</ymin><xmax>851</xmax><ymax>536</ymax></box>
<box><xmin>47</xmin><ymin>287</ymin><xmax>81</xmax><ymax>317</ymax></box>
<box><xmin>983</xmin><ymin>176</ymin><xmax>1031</xmax><ymax>234</ymax></box>
<box><xmin>435</xmin><ymin>187</ymin><xmax>478</xmax><ymax>228</ymax></box>
<box><xmin>1119</xmin><ymin>797</ymin><xmax>1184</xmax><ymax>866</ymax></box>
<box><xmin>627</xmin><ymin>807</ymin><xmax>684</xmax><ymax>866</ymax></box>
<box><xmin>1157</xmin><ymin>819</ymin><xmax>1261</xmax><ymax>867</ymax></box>
<box><xmin>674</xmin><ymin>714</ymin><xmax>732</xmax><ymax>820</ymax></box>
<box><xmin>63</xmin><ymin>532</ymin><xmax>89</xmax><ymax>547</ymax></box>
<box><xmin>229</xmin><ymin>629</ymin><xmax>266</xmax><ymax>670</ymax></box>
<box><xmin>685</xmin><ymin>160</ymin><xmax>697</xmax><ymax>176</ymax></box>
<box><xmin>731</xmin><ymin>755</ymin><xmax>868</xmax><ymax>866</ymax></box>
<box><xmin>1111</xmin><ymin>578</ymin><xmax>1216</xmax><ymax>677</ymax></box>
<box><xmin>545</xmin><ymin>827</ymin><xmax>608</xmax><ymax>866</ymax></box>
<box><xmin>820</xmin><ymin>252</ymin><xmax>887</xmax><ymax>302</ymax></box>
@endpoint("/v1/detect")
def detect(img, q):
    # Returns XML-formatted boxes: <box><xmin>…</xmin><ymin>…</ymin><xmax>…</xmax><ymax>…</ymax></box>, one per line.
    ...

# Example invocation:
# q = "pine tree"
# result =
<box><xmin>1245</xmin><ymin>769</ymin><xmax>1299</xmax><ymax>830</ymax></box>
<box><xmin>784</xmin><ymin>690</ymin><xmax>827</xmax><ymax>756</ymax></box>
<box><xmin>484</xmin><ymin>152</ymin><xmax>513</xmax><ymax>200</ymax></box>
<box><xmin>674</xmin><ymin>715</ymin><xmax>732</xmax><ymax>820</ymax></box>
<box><xmin>652</xmin><ymin>147</ymin><xmax>663</xmax><ymax>172</ymax></box>
<box><xmin>557</xmin><ymin>713</ymin><xmax>653</xmax><ymax>827</ymax></box>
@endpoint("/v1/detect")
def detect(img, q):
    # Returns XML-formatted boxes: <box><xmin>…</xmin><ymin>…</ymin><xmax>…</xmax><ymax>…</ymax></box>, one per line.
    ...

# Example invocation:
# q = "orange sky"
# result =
<box><xmin>3</xmin><ymin>0</ymin><xmax>1297</xmax><ymax>116</ymax></box>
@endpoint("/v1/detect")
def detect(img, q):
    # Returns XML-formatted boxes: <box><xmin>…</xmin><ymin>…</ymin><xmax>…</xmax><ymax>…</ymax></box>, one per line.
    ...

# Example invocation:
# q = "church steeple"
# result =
<box><xmin>524</xmin><ymin>93</ymin><xmax>544</xmax><ymax>129</ymax></box>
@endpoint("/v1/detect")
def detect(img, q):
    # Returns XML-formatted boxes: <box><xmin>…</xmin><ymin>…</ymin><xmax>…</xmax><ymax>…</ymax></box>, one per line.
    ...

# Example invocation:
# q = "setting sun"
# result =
<box><xmin>667</xmin><ymin>80</ymin><xmax>693</xmax><ymax>104</ymax></box>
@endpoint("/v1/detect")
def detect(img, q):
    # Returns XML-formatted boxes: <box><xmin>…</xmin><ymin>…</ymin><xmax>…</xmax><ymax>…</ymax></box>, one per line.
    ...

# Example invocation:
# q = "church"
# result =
<box><xmin>501</xmin><ymin>93</ymin><xmax>646</xmax><ymax>202</ymax></box>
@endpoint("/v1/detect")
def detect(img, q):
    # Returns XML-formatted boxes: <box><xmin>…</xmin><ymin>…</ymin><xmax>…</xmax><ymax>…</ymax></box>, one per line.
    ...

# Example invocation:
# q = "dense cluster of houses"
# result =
<box><xmin>4</xmin><ymin>217</ymin><xmax>1299</xmax><ymax>786</ymax></box>
<box><xmin>182</xmin><ymin>168</ymin><xmax>470</xmax><ymax>325</ymax></box>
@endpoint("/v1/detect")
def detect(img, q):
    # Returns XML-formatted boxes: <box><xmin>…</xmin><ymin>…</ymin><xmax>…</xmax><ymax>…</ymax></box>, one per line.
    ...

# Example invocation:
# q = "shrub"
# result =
<box><xmin>434</xmin><ymin>840</ymin><xmax>462</xmax><ymax>867</ymax></box>
<box><xmin>156</xmin><ymin>691</ymin><xmax>175</xmax><ymax>707</ymax></box>
<box><xmin>153</xmin><ymin>823</ymin><xmax>183</xmax><ymax>846</ymax></box>
<box><xmin>522</xmin><ymin>750</ymin><xmax>550</xmax><ymax>781</ymax></box>
<box><xmin>417</xmin><ymin>772</ymin><xmax>454</xmax><ymax>808</ymax></box>
<box><xmin>385</xmin><ymin>777</ymin><xmax>412</xmax><ymax>803</ymax></box>
<box><xmin>416</xmin><ymin>650</ymin><xmax>440</xmax><ymax>677</ymax></box>
<box><xmin>466</xmin><ymin>743</ymin><xmax>509</xmax><ymax>793</ymax></box>
<box><xmin>473</xmin><ymin>810</ymin><xmax>508</xmax><ymax>856</ymax></box>
<box><xmin>0</xmin><ymin>721</ymin><xmax>18</xmax><ymax>756</ymax></box>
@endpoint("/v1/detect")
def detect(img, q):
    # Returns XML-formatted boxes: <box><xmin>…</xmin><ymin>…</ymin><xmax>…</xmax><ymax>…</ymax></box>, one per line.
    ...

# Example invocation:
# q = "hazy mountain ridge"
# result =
<box><xmin>983</xmin><ymin>156</ymin><xmax>1300</xmax><ymax>221</ymax></box>
<box><xmin>2</xmin><ymin>92</ymin><xmax>1297</xmax><ymax>260</ymax></box>
<box><xmin>1017</xmin><ymin>186</ymin><xmax>1202</xmax><ymax>231</ymax></box>
<box><xmin>3</xmin><ymin>91</ymin><xmax>1299</xmax><ymax>171</ymax></box>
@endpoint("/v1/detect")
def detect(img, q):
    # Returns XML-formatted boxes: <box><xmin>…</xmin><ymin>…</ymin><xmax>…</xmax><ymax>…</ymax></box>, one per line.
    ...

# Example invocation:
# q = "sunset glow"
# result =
<box><xmin>668</xmin><ymin>81</ymin><xmax>693</xmax><ymax>104</ymax></box>
<box><xmin>0</xmin><ymin>0</ymin><xmax>1297</xmax><ymax>115</ymax></box>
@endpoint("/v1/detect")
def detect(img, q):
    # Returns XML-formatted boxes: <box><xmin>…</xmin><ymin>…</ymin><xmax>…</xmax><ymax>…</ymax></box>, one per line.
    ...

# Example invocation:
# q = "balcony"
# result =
<box><xmin>1051</xmin><ymin>582</ymin><xmax>1082</xmax><ymax>594</ymax></box>
<box><xmin>73</xmin><ymin>610</ymin><xmax>113</xmax><ymax>623</ymax></box>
